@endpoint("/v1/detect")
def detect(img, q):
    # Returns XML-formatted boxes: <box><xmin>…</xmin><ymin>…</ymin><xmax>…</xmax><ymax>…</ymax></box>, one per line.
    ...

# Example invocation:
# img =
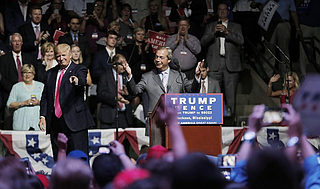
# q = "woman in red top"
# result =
<box><xmin>267</xmin><ymin>72</ymin><xmax>300</xmax><ymax>104</ymax></box>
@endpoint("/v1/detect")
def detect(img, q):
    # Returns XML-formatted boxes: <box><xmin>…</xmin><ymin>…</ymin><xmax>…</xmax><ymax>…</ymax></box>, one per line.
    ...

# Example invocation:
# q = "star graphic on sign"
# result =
<box><xmin>28</xmin><ymin>138</ymin><xmax>37</xmax><ymax>147</ymax></box>
<box><xmin>31</xmin><ymin>153</ymin><xmax>41</xmax><ymax>159</ymax></box>
<box><xmin>42</xmin><ymin>157</ymin><xmax>49</xmax><ymax>165</ymax></box>
<box><xmin>91</xmin><ymin>136</ymin><xmax>100</xmax><ymax>145</ymax></box>
<box><xmin>268</xmin><ymin>132</ymin><xmax>277</xmax><ymax>140</ymax></box>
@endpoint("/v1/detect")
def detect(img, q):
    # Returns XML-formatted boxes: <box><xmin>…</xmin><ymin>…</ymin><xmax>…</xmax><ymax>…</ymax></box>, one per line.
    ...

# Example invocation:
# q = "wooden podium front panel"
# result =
<box><xmin>165</xmin><ymin>125</ymin><xmax>222</xmax><ymax>156</ymax></box>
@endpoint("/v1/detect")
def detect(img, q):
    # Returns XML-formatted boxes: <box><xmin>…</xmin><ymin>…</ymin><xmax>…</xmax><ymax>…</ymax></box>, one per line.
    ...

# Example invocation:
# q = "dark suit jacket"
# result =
<box><xmin>129</xmin><ymin>68</ymin><xmax>200</xmax><ymax>112</ymax></box>
<box><xmin>91</xmin><ymin>48</ymin><xmax>127</xmax><ymax>84</ymax></box>
<box><xmin>0</xmin><ymin>51</ymin><xmax>35</xmax><ymax>103</ymax></box>
<box><xmin>97</xmin><ymin>68</ymin><xmax>133</xmax><ymax>125</ymax></box>
<box><xmin>4</xmin><ymin>2</ymin><xmax>34</xmax><ymax>34</ymax></box>
<box><xmin>40</xmin><ymin>62</ymin><xmax>95</xmax><ymax>134</ymax></box>
<box><xmin>58</xmin><ymin>33</ymin><xmax>91</xmax><ymax>67</ymax></box>
<box><xmin>19</xmin><ymin>22</ymin><xmax>53</xmax><ymax>60</ymax></box>
<box><xmin>201</xmin><ymin>21</ymin><xmax>244</xmax><ymax>72</ymax></box>
<box><xmin>199</xmin><ymin>76</ymin><xmax>221</xmax><ymax>93</ymax></box>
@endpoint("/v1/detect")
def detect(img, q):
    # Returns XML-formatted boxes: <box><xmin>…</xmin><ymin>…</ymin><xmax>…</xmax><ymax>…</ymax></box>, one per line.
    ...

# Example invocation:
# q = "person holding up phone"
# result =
<box><xmin>7</xmin><ymin>64</ymin><xmax>44</xmax><ymax>131</ymax></box>
<box><xmin>80</xmin><ymin>0</ymin><xmax>109</xmax><ymax>54</ymax></box>
<box><xmin>201</xmin><ymin>2</ymin><xmax>244</xmax><ymax>114</ymax></box>
<box><xmin>42</xmin><ymin>0</ymin><xmax>70</xmax><ymax>32</ymax></box>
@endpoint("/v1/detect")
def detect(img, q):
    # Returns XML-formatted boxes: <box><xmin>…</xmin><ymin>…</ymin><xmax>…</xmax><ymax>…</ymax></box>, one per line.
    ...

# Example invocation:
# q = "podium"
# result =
<box><xmin>149</xmin><ymin>93</ymin><xmax>223</xmax><ymax>156</ymax></box>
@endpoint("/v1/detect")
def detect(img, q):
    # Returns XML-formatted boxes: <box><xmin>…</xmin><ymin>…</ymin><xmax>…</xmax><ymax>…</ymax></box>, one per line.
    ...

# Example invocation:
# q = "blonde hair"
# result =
<box><xmin>41</xmin><ymin>42</ymin><xmax>55</xmax><ymax>61</ymax></box>
<box><xmin>55</xmin><ymin>43</ymin><xmax>71</xmax><ymax>55</ymax></box>
<box><xmin>70</xmin><ymin>44</ymin><xmax>83</xmax><ymax>64</ymax></box>
<box><xmin>21</xmin><ymin>64</ymin><xmax>36</xmax><ymax>75</ymax></box>
<box><xmin>148</xmin><ymin>0</ymin><xmax>169</xmax><ymax>32</ymax></box>
<box><xmin>284</xmin><ymin>71</ymin><xmax>300</xmax><ymax>92</ymax></box>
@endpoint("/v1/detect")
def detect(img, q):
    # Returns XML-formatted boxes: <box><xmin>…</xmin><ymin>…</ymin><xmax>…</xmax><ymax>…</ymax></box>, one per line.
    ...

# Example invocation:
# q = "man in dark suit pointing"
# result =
<box><xmin>39</xmin><ymin>43</ymin><xmax>94</xmax><ymax>161</ymax></box>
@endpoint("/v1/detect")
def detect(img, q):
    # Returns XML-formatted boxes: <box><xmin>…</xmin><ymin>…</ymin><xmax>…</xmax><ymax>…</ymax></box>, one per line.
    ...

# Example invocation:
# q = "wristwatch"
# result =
<box><xmin>243</xmin><ymin>131</ymin><xmax>256</xmax><ymax>144</ymax></box>
<box><xmin>287</xmin><ymin>136</ymin><xmax>299</xmax><ymax>147</ymax></box>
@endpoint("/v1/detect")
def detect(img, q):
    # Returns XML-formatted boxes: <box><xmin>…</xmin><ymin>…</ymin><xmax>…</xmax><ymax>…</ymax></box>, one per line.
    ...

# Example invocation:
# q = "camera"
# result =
<box><xmin>217</xmin><ymin>154</ymin><xmax>236</xmax><ymax>168</ymax></box>
<box><xmin>262</xmin><ymin>107</ymin><xmax>285</xmax><ymax>124</ymax></box>
<box><xmin>98</xmin><ymin>144</ymin><xmax>111</xmax><ymax>154</ymax></box>
<box><xmin>217</xmin><ymin>154</ymin><xmax>236</xmax><ymax>180</ymax></box>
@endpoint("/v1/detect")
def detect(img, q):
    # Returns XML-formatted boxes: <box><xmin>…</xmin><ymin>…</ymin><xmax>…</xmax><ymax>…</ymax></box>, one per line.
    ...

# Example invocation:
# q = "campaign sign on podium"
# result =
<box><xmin>165</xmin><ymin>93</ymin><xmax>223</xmax><ymax>125</ymax></box>
<box><xmin>150</xmin><ymin>93</ymin><xmax>223</xmax><ymax>156</ymax></box>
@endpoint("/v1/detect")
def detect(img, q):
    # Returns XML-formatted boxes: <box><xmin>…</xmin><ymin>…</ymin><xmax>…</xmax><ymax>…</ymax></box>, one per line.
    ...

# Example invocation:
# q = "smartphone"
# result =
<box><xmin>262</xmin><ymin>107</ymin><xmax>285</xmax><ymax>124</ymax></box>
<box><xmin>129</xmin><ymin>19</ymin><xmax>133</xmax><ymax>25</ymax></box>
<box><xmin>86</xmin><ymin>3</ymin><xmax>95</xmax><ymax>15</ymax></box>
<box><xmin>31</xmin><ymin>95</ymin><xmax>36</xmax><ymax>100</ymax></box>
<box><xmin>217</xmin><ymin>154</ymin><xmax>236</xmax><ymax>180</ymax></box>
<box><xmin>54</xmin><ymin>9</ymin><xmax>59</xmax><ymax>14</ymax></box>
<box><xmin>20</xmin><ymin>157</ymin><xmax>31</xmax><ymax>174</ymax></box>
<box><xmin>217</xmin><ymin>21</ymin><xmax>222</xmax><ymax>24</ymax></box>
<box><xmin>98</xmin><ymin>144</ymin><xmax>111</xmax><ymax>154</ymax></box>
<box><xmin>217</xmin><ymin>154</ymin><xmax>236</xmax><ymax>168</ymax></box>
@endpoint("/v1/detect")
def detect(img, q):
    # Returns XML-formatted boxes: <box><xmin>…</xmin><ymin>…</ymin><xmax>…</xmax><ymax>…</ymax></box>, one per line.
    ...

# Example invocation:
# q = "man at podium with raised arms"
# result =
<box><xmin>125</xmin><ymin>46</ymin><xmax>201</xmax><ymax>135</ymax></box>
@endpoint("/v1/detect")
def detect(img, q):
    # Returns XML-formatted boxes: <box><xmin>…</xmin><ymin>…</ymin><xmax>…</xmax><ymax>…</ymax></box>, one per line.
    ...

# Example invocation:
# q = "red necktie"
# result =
<box><xmin>16</xmin><ymin>55</ymin><xmax>23</xmax><ymax>82</ymax></box>
<box><xmin>35</xmin><ymin>26</ymin><xmax>40</xmax><ymax>38</ymax></box>
<box><xmin>118</xmin><ymin>74</ymin><xmax>123</xmax><ymax>109</ymax></box>
<box><xmin>202</xmin><ymin>80</ymin><xmax>206</xmax><ymax>93</ymax></box>
<box><xmin>74</xmin><ymin>35</ymin><xmax>78</xmax><ymax>45</ymax></box>
<box><xmin>55</xmin><ymin>69</ymin><xmax>65</xmax><ymax>118</ymax></box>
<box><xmin>35</xmin><ymin>26</ymin><xmax>42</xmax><ymax>59</ymax></box>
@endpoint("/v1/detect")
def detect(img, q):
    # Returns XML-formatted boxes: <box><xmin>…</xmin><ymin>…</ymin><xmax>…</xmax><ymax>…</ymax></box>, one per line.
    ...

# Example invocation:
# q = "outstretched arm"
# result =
<box><xmin>109</xmin><ymin>140</ymin><xmax>136</xmax><ymax>169</ymax></box>
<box><xmin>156</xmin><ymin>97</ymin><xmax>187</xmax><ymax>159</ymax></box>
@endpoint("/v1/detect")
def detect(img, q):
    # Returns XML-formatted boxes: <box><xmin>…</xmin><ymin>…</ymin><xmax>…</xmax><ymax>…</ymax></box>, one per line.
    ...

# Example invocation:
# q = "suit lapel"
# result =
<box><xmin>109</xmin><ymin>68</ymin><xmax>116</xmax><ymax>88</ymax></box>
<box><xmin>167</xmin><ymin>69</ymin><xmax>178</xmax><ymax>92</ymax></box>
<box><xmin>152</xmin><ymin>69</ymin><xmax>165</xmax><ymax>92</ymax></box>
<box><xmin>62</xmin><ymin>62</ymin><xmax>75</xmax><ymax>86</ymax></box>
<box><xmin>9</xmin><ymin>52</ymin><xmax>19</xmax><ymax>76</ymax></box>
<box><xmin>49</xmin><ymin>66</ymin><xmax>59</xmax><ymax>101</ymax></box>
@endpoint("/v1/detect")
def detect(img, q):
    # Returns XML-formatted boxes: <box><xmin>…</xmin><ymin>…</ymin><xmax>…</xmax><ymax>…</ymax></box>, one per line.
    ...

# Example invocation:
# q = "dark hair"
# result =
<box><xmin>120</xmin><ymin>3</ymin><xmax>133</xmax><ymax>19</ymax></box>
<box><xmin>247</xmin><ymin>148</ymin><xmax>298</xmax><ymax>189</ymax></box>
<box><xmin>178</xmin><ymin>17</ymin><xmax>190</xmax><ymax>25</ymax></box>
<box><xmin>106</xmin><ymin>30</ymin><xmax>119</xmax><ymax>38</ymax></box>
<box><xmin>172</xmin><ymin>153</ymin><xmax>227</xmax><ymax>189</ymax></box>
<box><xmin>29</xmin><ymin>5</ymin><xmax>42</xmax><ymax>14</ymax></box>
<box><xmin>69</xmin><ymin>15</ymin><xmax>80</xmax><ymax>23</ymax></box>
<box><xmin>92</xmin><ymin>154</ymin><xmax>123</xmax><ymax>188</ymax></box>
<box><xmin>27</xmin><ymin>175</ymin><xmax>44</xmax><ymax>189</ymax></box>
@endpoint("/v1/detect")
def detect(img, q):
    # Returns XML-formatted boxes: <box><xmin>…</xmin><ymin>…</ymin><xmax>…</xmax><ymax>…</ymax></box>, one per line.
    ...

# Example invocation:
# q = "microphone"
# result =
<box><xmin>172</xmin><ymin>58</ymin><xmax>180</xmax><ymax>70</ymax></box>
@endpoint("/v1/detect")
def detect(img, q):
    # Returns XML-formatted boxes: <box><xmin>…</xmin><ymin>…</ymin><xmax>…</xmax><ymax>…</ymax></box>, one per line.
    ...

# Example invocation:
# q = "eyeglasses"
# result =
<box><xmin>52</xmin><ymin>3</ymin><xmax>62</xmax><ymax>5</ymax></box>
<box><xmin>70</xmin><ymin>22</ymin><xmax>80</xmax><ymax>25</ymax></box>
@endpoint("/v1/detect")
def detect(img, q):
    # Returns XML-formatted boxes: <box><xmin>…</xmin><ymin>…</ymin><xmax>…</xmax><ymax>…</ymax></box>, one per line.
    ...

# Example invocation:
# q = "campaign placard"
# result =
<box><xmin>145</xmin><ymin>30</ymin><xmax>169</xmax><ymax>53</ymax></box>
<box><xmin>165</xmin><ymin>93</ymin><xmax>223</xmax><ymax>125</ymax></box>
<box><xmin>258</xmin><ymin>0</ymin><xmax>279</xmax><ymax>31</ymax></box>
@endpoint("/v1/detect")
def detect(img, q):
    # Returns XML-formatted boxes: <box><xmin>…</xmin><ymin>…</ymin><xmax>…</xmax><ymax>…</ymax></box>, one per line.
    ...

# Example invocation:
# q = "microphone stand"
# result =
<box><xmin>176</xmin><ymin>64</ymin><xmax>185</xmax><ymax>93</ymax></box>
<box><xmin>106</xmin><ymin>50</ymin><xmax>119</xmax><ymax>140</ymax></box>
<box><xmin>115</xmin><ymin>61</ymin><xmax>119</xmax><ymax>140</ymax></box>
<box><xmin>263</xmin><ymin>41</ymin><xmax>291</xmax><ymax>104</ymax></box>
<box><xmin>275</xmin><ymin>44</ymin><xmax>291</xmax><ymax>104</ymax></box>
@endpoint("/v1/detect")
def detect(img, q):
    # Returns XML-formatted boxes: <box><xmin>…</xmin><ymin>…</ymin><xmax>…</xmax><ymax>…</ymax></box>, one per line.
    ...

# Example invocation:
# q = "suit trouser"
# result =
<box><xmin>50</xmin><ymin>115</ymin><xmax>88</xmax><ymax>161</ymax></box>
<box><xmin>208</xmin><ymin>56</ymin><xmax>239</xmax><ymax>114</ymax></box>
<box><xmin>299</xmin><ymin>24</ymin><xmax>320</xmax><ymax>77</ymax></box>
<box><xmin>262</xmin><ymin>22</ymin><xmax>291</xmax><ymax>78</ymax></box>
